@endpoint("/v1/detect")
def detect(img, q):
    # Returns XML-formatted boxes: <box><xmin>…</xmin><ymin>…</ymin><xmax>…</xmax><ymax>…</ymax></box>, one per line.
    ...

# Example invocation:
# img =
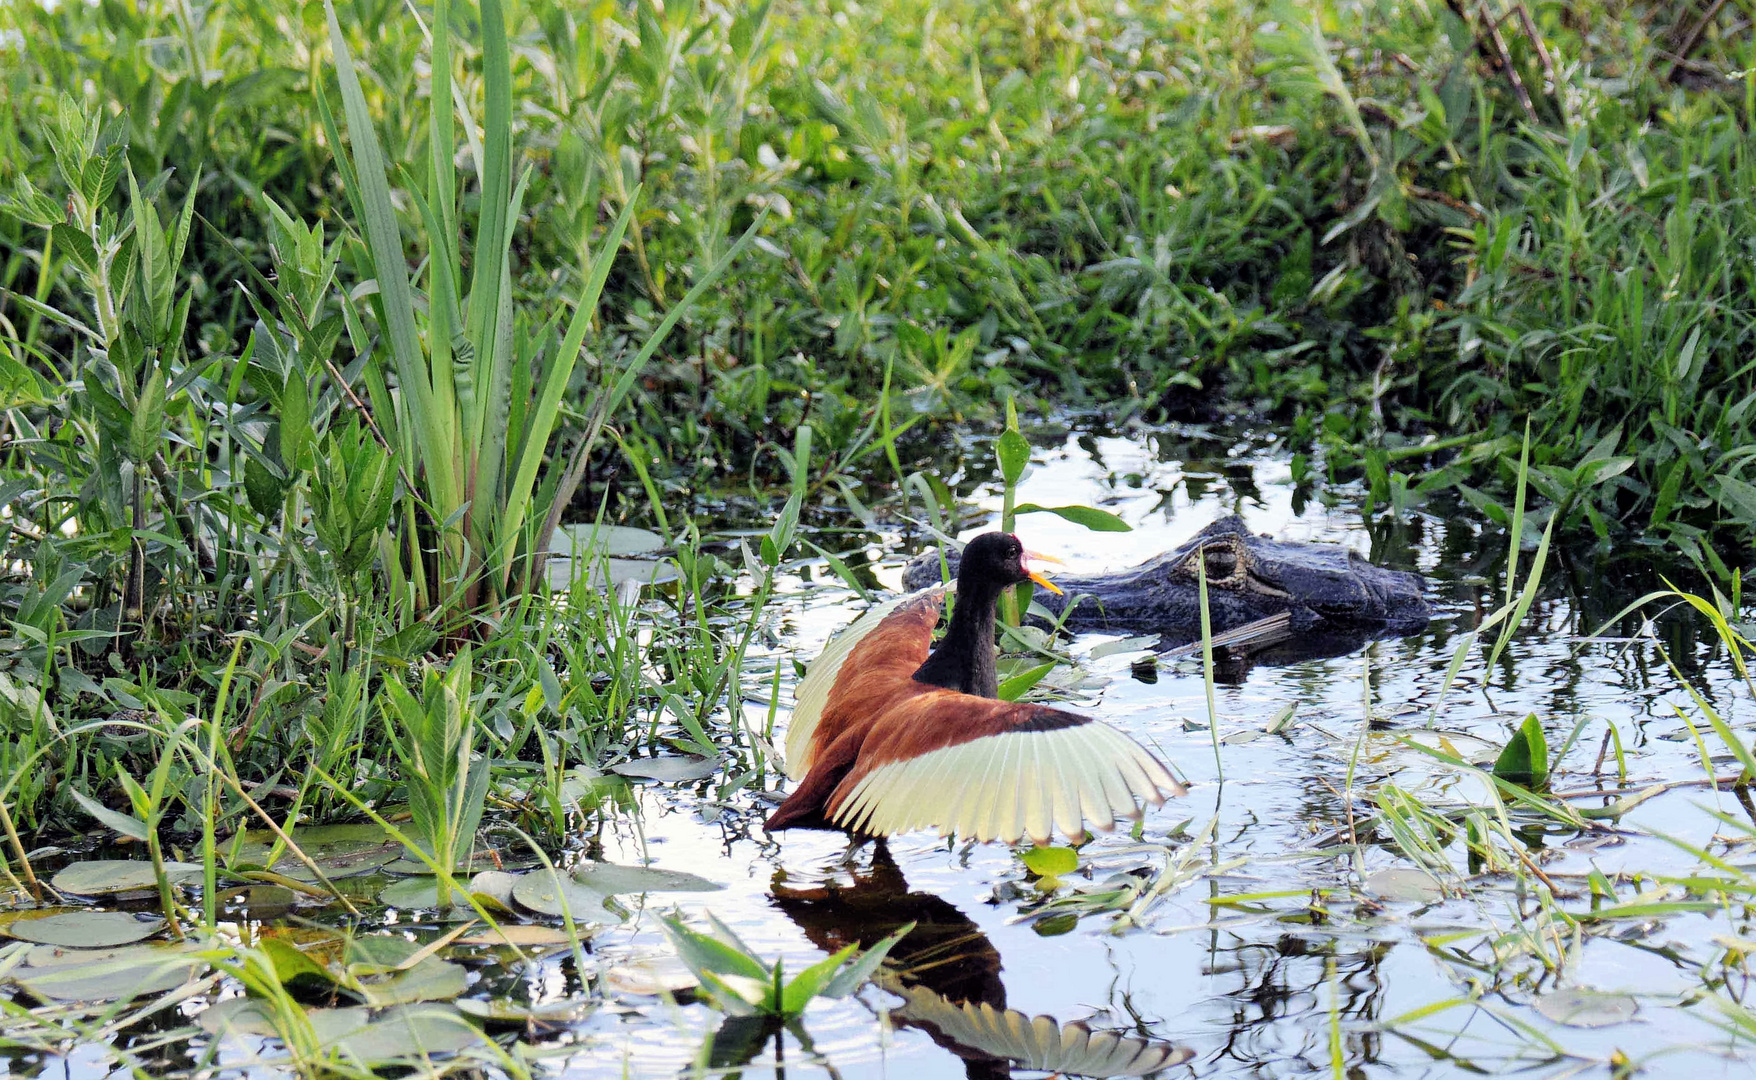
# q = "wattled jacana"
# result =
<box><xmin>766</xmin><ymin>533</ymin><xmax>1185</xmax><ymax>845</ymax></box>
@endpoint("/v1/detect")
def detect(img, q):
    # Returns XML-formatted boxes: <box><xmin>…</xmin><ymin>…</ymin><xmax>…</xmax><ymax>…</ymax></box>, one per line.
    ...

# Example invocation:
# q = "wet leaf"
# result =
<box><xmin>1013</xmin><ymin>503</ymin><xmax>1132</xmax><ymax>532</ymax></box>
<box><xmin>1535</xmin><ymin>987</ymin><xmax>1638</xmax><ymax>1027</ymax></box>
<box><xmin>455</xmin><ymin>924</ymin><xmax>578</xmax><ymax>949</ymax></box>
<box><xmin>553</xmin><ymin>524</ymin><xmax>666</xmax><ymax>557</ymax></box>
<box><xmin>456</xmin><ymin>996</ymin><xmax>593</xmax><ymax>1026</ymax></box>
<box><xmin>572</xmin><ymin>863</ymin><xmax>722</xmax><ymax>895</ymax></box>
<box><xmin>6</xmin><ymin>911</ymin><xmax>165</xmax><ymax>948</ymax></box>
<box><xmin>328</xmin><ymin>1004</ymin><xmax>483</xmax><ymax>1061</ymax></box>
<box><xmin>1364</xmin><ymin>868</ymin><xmax>1444</xmax><ymax>904</ymax></box>
<box><xmin>997</xmin><ymin>662</ymin><xmax>1056</xmax><ymax>702</ymax></box>
<box><xmin>353</xmin><ymin>956</ymin><xmax>468</xmax><ymax>1006</ymax></box>
<box><xmin>604</xmin><ymin>955</ymin><xmax>700</xmax><ymax>996</ymax></box>
<box><xmin>1021</xmin><ymin>846</ymin><xmax>1078</xmax><ymax>883</ymax></box>
<box><xmin>201</xmin><ymin>999</ymin><xmax>484</xmax><ymax>1061</ymax></box>
<box><xmin>510</xmin><ymin>870</ymin><xmax>615</xmax><ymax>922</ymax></box>
<box><xmin>50</xmin><ymin>860</ymin><xmax>202</xmax><ymax>897</ymax></box>
<box><xmin>277</xmin><ymin>845</ymin><xmax>400</xmax><ymax>882</ymax></box>
<box><xmin>1492</xmin><ymin>713</ymin><xmax>1550</xmax><ymax>790</ymax></box>
<box><xmin>12</xmin><ymin>943</ymin><xmax>205</xmax><ymax>1001</ymax></box>
<box><xmin>468</xmin><ymin>870</ymin><xmax>520</xmax><ymax>910</ymax></box>
<box><xmin>610</xmin><ymin>756</ymin><xmax>717</xmax><ymax>783</ymax></box>
<box><xmin>233</xmin><ymin>823</ymin><xmax>397</xmax><ymax>863</ymax></box>
<box><xmin>218</xmin><ymin>885</ymin><xmax>299</xmax><ymax>921</ymax></box>
<box><xmin>546</xmin><ymin>555</ymin><xmax>681</xmax><ymax>591</ymax></box>
<box><xmin>379</xmin><ymin>876</ymin><xmax>441</xmax><ymax>910</ymax></box>
<box><xmin>1088</xmin><ymin>636</ymin><xmax>1159</xmax><ymax>660</ymax></box>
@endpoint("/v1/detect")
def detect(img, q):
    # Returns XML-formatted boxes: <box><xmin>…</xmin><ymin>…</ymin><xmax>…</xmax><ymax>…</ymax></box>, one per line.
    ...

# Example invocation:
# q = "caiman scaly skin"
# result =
<box><xmin>901</xmin><ymin>514</ymin><xmax>1429</xmax><ymax>638</ymax></box>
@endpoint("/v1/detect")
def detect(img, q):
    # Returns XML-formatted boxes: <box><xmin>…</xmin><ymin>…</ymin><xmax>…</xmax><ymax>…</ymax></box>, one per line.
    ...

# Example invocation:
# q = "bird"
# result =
<box><xmin>765</xmin><ymin>532</ymin><xmax>1185</xmax><ymax>846</ymax></box>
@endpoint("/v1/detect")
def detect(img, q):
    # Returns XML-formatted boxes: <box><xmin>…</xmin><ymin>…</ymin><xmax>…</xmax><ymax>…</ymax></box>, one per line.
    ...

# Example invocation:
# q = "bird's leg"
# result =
<box><xmin>836</xmin><ymin>833</ymin><xmax>874</xmax><ymax>868</ymax></box>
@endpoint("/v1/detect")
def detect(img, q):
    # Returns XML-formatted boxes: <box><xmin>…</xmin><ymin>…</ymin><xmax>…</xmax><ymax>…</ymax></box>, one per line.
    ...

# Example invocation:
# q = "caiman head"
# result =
<box><xmin>900</xmin><ymin>514</ymin><xmax>1429</xmax><ymax>637</ymax></box>
<box><xmin>1151</xmin><ymin>515</ymin><xmax>1429</xmax><ymax>631</ymax></box>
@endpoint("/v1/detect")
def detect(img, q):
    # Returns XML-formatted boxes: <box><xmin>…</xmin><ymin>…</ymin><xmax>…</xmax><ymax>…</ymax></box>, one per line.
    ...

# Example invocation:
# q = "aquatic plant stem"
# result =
<box><xmin>1198</xmin><ymin>559</ymin><xmax>1222</xmax><ymax>782</ymax></box>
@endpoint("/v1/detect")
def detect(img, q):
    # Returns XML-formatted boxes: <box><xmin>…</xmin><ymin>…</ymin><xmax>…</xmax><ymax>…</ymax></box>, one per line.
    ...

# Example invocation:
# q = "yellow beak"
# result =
<box><xmin>1023</xmin><ymin>550</ymin><xmax>1064</xmax><ymax>594</ymax></box>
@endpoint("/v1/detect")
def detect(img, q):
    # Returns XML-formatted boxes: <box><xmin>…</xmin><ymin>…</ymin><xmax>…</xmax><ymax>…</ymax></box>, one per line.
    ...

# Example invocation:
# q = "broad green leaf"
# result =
<box><xmin>659</xmin><ymin>915</ymin><xmax>770</xmax><ymax>983</ymax></box>
<box><xmin>1492</xmin><ymin>713</ymin><xmax>1550</xmax><ymax>790</ymax></box>
<box><xmin>1013</xmin><ymin>503</ymin><xmax>1132</xmax><ymax>532</ymax></box>
<box><xmin>997</xmin><ymin>662</ymin><xmax>1056</xmax><ymax>702</ymax></box>
<box><xmin>66</xmin><ymin>789</ymin><xmax>149</xmax><ymax>842</ymax></box>
<box><xmin>780</xmin><ymin>943</ymin><xmax>857</xmax><ymax>1016</ymax></box>
<box><xmin>1021</xmin><ymin>846</ymin><xmax>1078</xmax><ymax>880</ymax></box>
<box><xmin>997</xmin><ymin>428</ymin><xmax>1031</xmax><ymax>486</ymax></box>
<box><xmin>819</xmin><ymin>922</ymin><xmax>913</xmax><ymax>999</ymax></box>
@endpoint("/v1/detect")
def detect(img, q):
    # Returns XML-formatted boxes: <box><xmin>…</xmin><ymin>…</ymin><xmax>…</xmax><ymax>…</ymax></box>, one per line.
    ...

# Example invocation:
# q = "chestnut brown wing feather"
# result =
<box><xmin>784</xmin><ymin>588</ymin><xmax>945</xmax><ymax>780</ymax></box>
<box><xmin>825</xmin><ymin>692</ymin><xmax>1185</xmax><ymax>846</ymax></box>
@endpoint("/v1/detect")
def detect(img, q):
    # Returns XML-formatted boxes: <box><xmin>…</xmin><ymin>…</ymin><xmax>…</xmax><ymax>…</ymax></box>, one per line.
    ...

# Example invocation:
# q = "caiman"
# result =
<box><xmin>901</xmin><ymin>514</ymin><xmax>1429</xmax><ymax>640</ymax></box>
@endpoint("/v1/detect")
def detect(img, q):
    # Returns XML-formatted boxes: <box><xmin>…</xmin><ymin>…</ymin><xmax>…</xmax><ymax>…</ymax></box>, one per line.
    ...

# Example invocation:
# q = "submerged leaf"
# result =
<box><xmin>1535</xmin><ymin>987</ymin><xmax>1638</xmax><ymax>1028</ymax></box>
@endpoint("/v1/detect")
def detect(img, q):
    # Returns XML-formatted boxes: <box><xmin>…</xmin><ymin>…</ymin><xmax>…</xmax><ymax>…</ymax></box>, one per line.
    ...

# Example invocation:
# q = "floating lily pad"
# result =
<box><xmin>219</xmin><ymin>885</ymin><xmax>299</xmax><ymax>921</ymax></box>
<box><xmin>553</xmin><ymin>524</ymin><xmax>666</xmax><ymax>558</ymax></box>
<box><xmin>1020</xmin><ymin>847</ymin><xmax>1078</xmax><ymax>885</ymax></box>
<box><xmin>381</xmin><ymin>852</ymin><xmax>533</xmax><ymax>877</ymax></box>
<box><xmin>1364</xmin><ymin>868</ymin><xmax>1444</xmax><ymax>904</ymax></box>
<box><xmin>355</xmin><ymin>957</ymin><xmax>469</xmax><ymax>1007</ymax></box>
<box><xmin>609</xmin><ymin>756</ymin><xmax>717</xmax><ymax>783</ymax></box>
<box><xmin>201</xmin><ymin>999</ymin><xmax>483</xmax><ymax>1062</ymax></box>
<box><xmin>232</xmin><ymin>824</ymin><xmax>398</xmax><ymax>864</ymax></box>
<box><xmin>468</xmin><ymin>871</ymin><xmax>519</xmax><ymax>911</ymax></box>
<box><xmin>50</xmin><ymin>860</ymin><xmax>202</xmax><ymax>897</ymax></box>
<box><xmin>455</xmin><ymin>924</ymin><xmax>579</xmax><ymax>949</ymax></box>
<box><xmin>6</xmin><ymin>911</ymin><xmax>164</xmax><ymax>948</ymax></box>
<box><xmin>510</xmin><ymin>870</ymin><xmax>613</xmax><ymax>922</ymax></box>
<box><xmin>11</xmin><ymin>943</ymin><xmax>206</xmax><ymax>1001</ymax></box>
<box><xmin>330</xmin><ymin>1005</ymin><xmax>484</xmax><ymax>1062</ymax></box>
<box><xmin>571</xmin><ymin>863</ymin><xmax>722</xmax><ymax>895</ymax></box>
<box><xmin>547</xmin><ymin>555</ymin><xmax>681</xmax><ymax>591</ymax></box>
<box><xmin>1535</xmin><ymin>987</ymin><xmax>1638</xmax><ymax>1028</ymax></box>
<box><xmin>456</xmin><ymin>996</ymin><xmax>593</xmax><ymax>1027</ymax></box>
<box><xmin>275</xmin><ymin>845</ymin><xmax>400</xmax><ymax>883</ymax></box>
<box><xmin>379</xmin><ymin>876</ymin><xmax>442</xmax><ymax>910</ymax></box>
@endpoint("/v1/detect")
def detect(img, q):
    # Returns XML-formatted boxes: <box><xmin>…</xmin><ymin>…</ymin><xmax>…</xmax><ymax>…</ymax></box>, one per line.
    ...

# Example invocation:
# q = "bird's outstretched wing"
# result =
<box><xmin>784</xmin><ymin>587</ymin><xmax>946</xmax><ymax>780</ymax></box>
<box><xmin>826</xmin><ymin>694</ymin><xmax>1185</xmax><ymax>846</ymax></box>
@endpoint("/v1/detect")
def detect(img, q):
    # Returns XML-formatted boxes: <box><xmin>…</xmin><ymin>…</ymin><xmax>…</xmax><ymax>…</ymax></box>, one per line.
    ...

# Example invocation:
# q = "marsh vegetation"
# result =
<box><xmin>2</xmin><ymin>0</ymin><xmax>1756</xmax><ymax>1076</ymax></box>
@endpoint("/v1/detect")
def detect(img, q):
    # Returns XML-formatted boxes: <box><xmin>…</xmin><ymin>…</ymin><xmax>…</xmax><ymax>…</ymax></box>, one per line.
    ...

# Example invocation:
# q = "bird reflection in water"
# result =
<box><xmin>765</xmin><ymin>843</ymin><xmax>1192</xmax><ymax>1079</ymax></box>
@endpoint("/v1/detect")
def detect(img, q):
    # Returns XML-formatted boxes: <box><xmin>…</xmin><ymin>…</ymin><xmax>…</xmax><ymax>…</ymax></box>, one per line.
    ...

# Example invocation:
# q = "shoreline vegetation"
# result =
<box><xmin>0</xmin><ymin>0</ymin><xmax>1746</xmax><ymax>841</ymax></box>
<box><xmin>1</xmin><ymin>2</ymin><xmax>1755</xmax><ymax>1073</ymax></box>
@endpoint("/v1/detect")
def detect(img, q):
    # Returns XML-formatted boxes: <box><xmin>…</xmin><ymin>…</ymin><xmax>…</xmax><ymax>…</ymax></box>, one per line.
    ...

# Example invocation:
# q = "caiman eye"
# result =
<box><xmin>1189</xmin><ymin>542</ymin><xmax>1242</xmax><ymax>584</ymax></box>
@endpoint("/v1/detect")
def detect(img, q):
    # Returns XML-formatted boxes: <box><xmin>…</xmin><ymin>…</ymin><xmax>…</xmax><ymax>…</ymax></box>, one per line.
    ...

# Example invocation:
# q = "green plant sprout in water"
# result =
<box><xmin>662</xmin><ymin>911</ymin><xmax>909</xmax><ymax>1021</ymax></box>
<box><xmin>380</xmin><ymin>647</ymin><xmax>490</xmax><ymax>907</ymax></box>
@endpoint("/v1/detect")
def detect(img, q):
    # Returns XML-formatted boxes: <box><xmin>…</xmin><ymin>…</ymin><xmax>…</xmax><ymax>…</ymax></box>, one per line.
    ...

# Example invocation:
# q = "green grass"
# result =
<box><xmin>0</xmin><ymin>0</ymin><xmax>1753</xmax><ymax>919</ymax></box>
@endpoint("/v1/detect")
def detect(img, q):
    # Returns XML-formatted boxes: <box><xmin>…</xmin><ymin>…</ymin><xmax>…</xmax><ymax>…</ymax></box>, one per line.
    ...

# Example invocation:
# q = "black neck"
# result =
<box><xmin>911</xmin><ymin>577</ymin><xmax>1006</xmax><ymax>697</ymax></box>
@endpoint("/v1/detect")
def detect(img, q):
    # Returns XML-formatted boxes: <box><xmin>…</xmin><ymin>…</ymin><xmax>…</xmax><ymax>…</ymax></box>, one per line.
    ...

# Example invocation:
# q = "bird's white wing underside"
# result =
<box><xmin>890</xmin><ymin>982</ymin><xmax>1193</xmax><ymax>1076</ymax></box>
<box><xmin>784</xmin><ymin>587</ymin><xmax>946</xmax><ymax>780</ymax></box>
<box><xmin>831</xmin><ymin>723</ymin><xmax>1182</xmax><ymax>845</ymax></box>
